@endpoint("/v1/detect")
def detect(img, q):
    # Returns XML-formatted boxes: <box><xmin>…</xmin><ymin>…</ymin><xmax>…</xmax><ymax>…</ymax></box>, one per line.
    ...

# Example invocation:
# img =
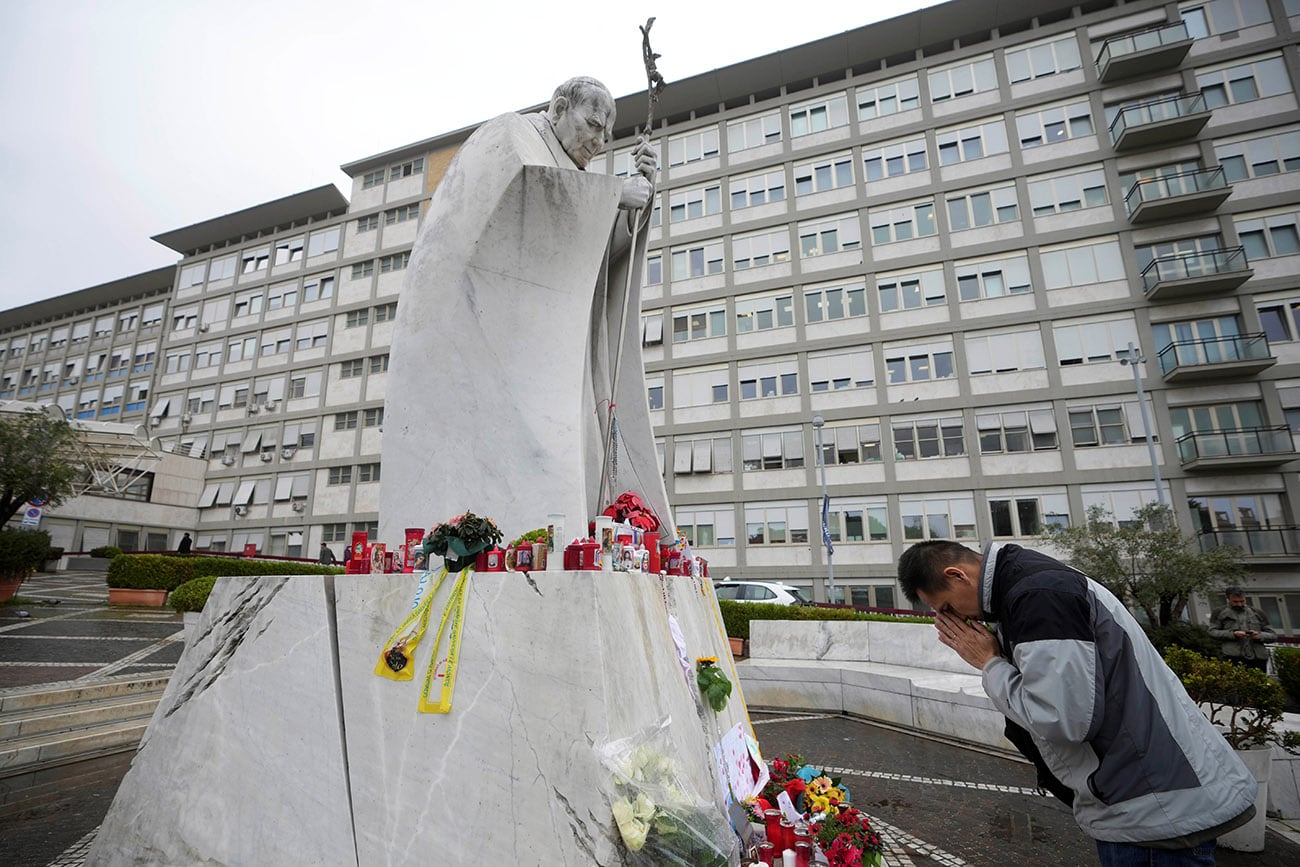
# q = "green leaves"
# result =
<box><xmin>0</xmin><ymin>407</ymin><xmax>84</xmax><ymax>525</ymax></box>
<box><xmin>696</xmin><ymin>661</ymin><xmax>731</xmax><ymax>713</ymax></box>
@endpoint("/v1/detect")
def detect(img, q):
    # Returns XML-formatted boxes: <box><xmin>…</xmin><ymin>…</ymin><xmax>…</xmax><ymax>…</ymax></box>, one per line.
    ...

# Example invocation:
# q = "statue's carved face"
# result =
<box><xmin>551</xmin><ymin>92</ymin><xmax>615</xmax><ymax>169</ymax></box>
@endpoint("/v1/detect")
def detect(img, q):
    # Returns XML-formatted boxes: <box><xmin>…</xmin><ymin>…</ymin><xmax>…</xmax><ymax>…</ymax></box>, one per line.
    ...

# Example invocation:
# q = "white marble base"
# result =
<box><xmin>90</xmin><ymin>572</ymin><xmax>747</xmax><ymax>865</ymax></box>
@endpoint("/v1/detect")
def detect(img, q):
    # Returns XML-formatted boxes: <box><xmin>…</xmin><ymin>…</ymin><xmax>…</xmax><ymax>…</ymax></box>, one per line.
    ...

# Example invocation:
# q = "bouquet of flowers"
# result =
<box><xmin>811</xmin><ymin>804</ymin><xmax>884</xmax><ymax>867</ymax></box>
<box><xmin>756</xmin><ymin>754</ymin><xmax>848</xmax><ymax>816</ymax></box>
<box><xmin>423</xmin><ymin>511</ymin><xmax>503</xmax><ymax>570</ymax></box>
<box><xmin>696</xmin><ymin>656</ymin><xmax>731</xmax><ymax>713</ymax></box>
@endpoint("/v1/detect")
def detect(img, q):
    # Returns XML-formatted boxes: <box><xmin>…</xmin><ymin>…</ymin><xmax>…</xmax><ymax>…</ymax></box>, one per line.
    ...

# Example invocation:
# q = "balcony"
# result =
<box><xmin>1125</xmin><ymin>167</ymin><xmax>1232</xmax><ymax>224</ymax></box>
<box><xmin>1197</xmin><ymin>527</ymin><xmax>1300</xmax><ymax>558</ymax></box>
<box><xmin>1096</xmin><ymin>21</ymin><xmax>1194</xmax><ymax>83</ymax></box>
<box><xmin>1141</xmin><ymin>247</ymin><xmax>1252</xmax><ymax>301</ymax></box>
<box><xmin>1176</xmin><ymin>425</ymin><xmax>1295</xmax><ymax>471</ymax></box>
<box><xmin>1157</xmin><ymin>333</ymin><xmax>1275</xmax><ymax>382</ymax></box>
<box><xmin>1109</xmin><ymin>93</ymin><xmax>1211</xmax><ymax>151</ymax></box>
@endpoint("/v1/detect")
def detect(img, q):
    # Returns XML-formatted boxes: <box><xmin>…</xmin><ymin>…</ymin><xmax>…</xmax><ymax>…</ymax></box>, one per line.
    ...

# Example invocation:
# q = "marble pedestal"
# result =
<box><xmin>88</xmin><ymin>570</ymin><xmax>747</xmax><ymax>866</ymax></box>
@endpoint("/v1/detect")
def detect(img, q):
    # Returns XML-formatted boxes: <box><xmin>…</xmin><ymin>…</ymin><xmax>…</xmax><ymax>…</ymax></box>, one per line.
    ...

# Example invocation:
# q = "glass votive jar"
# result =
<box><xmin>794</xmin><ymin>840</ymin><xmax>814</xmax><ymax>867</ymax></box>
<box><xmin>763</xmin><ymin>809</ymin><xmax>782</xmax><ymax>846</ymax></box>
<box><xmin>778</xmin><ymin>818</ymin><xmax>796</xmax><ymax>852</ymax></box>
<box><xmin>756</xmin><ymin>841</ymin><xmax>776</xmax><ymax>865</ymax></box>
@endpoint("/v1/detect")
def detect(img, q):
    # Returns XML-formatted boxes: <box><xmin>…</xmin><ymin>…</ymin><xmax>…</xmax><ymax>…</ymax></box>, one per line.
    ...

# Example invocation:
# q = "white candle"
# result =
<box><xmin>782</xmin><ymin>849</ymin><xmax>796</xmax><ymax>867</ymax></box>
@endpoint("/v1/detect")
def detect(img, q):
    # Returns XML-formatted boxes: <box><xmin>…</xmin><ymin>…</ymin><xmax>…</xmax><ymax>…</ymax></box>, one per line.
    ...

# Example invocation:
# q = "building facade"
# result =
<box><xmin>4</xmin><ymin>0</ymin><xmax>1300</xmax><ymax>628</ymax></box>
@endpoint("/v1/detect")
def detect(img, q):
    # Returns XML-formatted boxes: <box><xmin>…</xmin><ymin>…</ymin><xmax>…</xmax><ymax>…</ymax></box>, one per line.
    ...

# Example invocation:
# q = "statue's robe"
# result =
<box><xmin>379</xmin><ymin>112</ymin><xmax>673</xmax><ymax>544</ymax></box>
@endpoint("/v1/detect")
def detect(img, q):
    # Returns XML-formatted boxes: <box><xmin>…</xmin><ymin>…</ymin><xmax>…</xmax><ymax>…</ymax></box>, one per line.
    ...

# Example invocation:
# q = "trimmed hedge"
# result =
<box><xmin>107</xmin><ymin>554</ymin><xmax>343</xmax><ymax>590</ymax></box>
<box><xmin>0</xmin><ymin>529</ymin><xmax>52</xmax><ymax>580</ymax></box>
<box><xmin>170</xmin><ymin>576</ymin><xmax>218</xmax><ymax>613</ymax></box>
<box><xmin>1276</xmin><ymin>646</ymin><xmax>1300</xmax><ymax>708</ymax></box>
<box><xmin>717</xmin><ymin>599</ymin><xmax>931</xmax><ymax>640</ymax></box>
<box><xmin>1141</xmin><ymin>621</ymin><xmax>1222</xmax><ymax>659</ymax></box>
<box><xmin>90</xmin><ymin>546</ymin><xmax>123</xmax><ymax>559</ymax></box>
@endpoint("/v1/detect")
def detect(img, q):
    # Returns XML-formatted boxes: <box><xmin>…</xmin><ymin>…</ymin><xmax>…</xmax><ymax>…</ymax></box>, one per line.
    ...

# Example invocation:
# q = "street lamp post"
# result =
<box><xmin>1119</xmin><ymin>341</ymin><xmax>1169</xmax><ymax>510</ymax></box>
<box><xmin>811</xmin><ymin>413</ymin><xmax>835</xmax><ymax>603</ymax></box>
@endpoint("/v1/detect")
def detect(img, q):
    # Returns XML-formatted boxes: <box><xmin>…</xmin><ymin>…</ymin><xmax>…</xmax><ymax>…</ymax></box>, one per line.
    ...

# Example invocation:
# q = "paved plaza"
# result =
<box><xmin>3</xmin><ymin>571</ymin><xmax>1299</xmax><ymax>866</ymax></box>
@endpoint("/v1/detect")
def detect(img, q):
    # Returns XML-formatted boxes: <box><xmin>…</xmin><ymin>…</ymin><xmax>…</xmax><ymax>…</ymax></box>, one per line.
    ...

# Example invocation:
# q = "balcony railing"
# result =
<box><xmin>1156</xmin><ymin>332</ymin><xmax>1274</xmax><ymax>380</ymax></box>
<box><xmin>1125</xmin><ymin>166</ymin><xmax>1232</xmax><ymax>223</ymax></box>
<box><xmin>1140</xmin><ymin>246</ymin><xmax>1251</xmax><ymax>299</ymax></box>
<box><xmin>1176</xmin><ymin>425</ymin><xmax>1295</xmax><ymax>469</ymax></box>
<box><xmin>1096</xmin><ymin>21</ymin><xmax>1193</xmax><ymax>82</ymax></box>
<box><xmin>1197</xmin><ymin>527</ymin><xmax>1300</xmax><ymax>557</ymax></box>
<box><xmin>1109</xmin><ymin>92</ymin><xmax>1211</xmax><ymax>151</ymax></box>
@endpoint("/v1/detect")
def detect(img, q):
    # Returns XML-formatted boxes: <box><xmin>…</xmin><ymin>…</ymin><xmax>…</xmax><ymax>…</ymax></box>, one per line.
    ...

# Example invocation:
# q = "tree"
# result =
<box><xmin>0</xmin><ymin>406</ymin><xmax>84</xmax><ymax>526</ymax></box>
<box><xmin>1043</xmin><ymin>502</ymin><xmax>1247</xmax><ymax>626</ymax></box>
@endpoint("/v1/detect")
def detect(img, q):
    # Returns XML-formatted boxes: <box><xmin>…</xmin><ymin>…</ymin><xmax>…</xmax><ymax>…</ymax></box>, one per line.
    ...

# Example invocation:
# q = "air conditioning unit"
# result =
<box><xmin>233</xmin><ymin>505</ymin><xmax>249</xmax><ymax>517</ymax></box>
<box><xmin>68</xmin><ymin>376</ymin><xmax>79</xmax><ymax>384</ymax></box>
<box><xmin>148</xmin><ymin>417</ymin><xmax>159</xmax><ymax>428</ymax></box>
<box><xmin>291</xmin><ymin>502</ymin><xmax>305</xmax><ymax>513</ymax></box>
<box><xmin>221</xmin><ymin>455</ymin><xmax>236</xmax><ymax>466</ymax></box>
<box><xmin>281</xmin><ymin>447</ymin><xmax>296</xmax><ymax>460</ymax></box>
<box><xmin>260</xmin><ymin>452</ymin><xmax>273</xmax><ymax>462</ymax></box>
<box><xmin>198</xmin><ymin>324</ymin><xmax>210</xmax><ymax>332</ymax></box>
<box><xmin>264</xmin><ymin>401</ymin><xmax>278</xmax><ymax>412</ymax></box>
<box><xmin>247</xmin><ymin>404</ymin><xmax>260</xmax><ymax>414</ymax></box>
<box><xmin>182</xmin><ymin>413</ymin><xmax>193</xmax><ymax>425</ymax></box>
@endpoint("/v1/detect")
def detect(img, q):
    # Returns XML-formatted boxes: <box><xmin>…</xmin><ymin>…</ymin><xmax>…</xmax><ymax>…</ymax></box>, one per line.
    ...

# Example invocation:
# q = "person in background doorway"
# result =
<box><xmin>1209</xmin><ymin>587</ymin><xmax>1275</xmax><ymax>672</ymax></box>
<box><xmin>318</xmin><ymin>543</ymin><xmax>338</xmax><ymax>565</ymax></box>
<box><xmin>177</xmin><ymin>533</ymin><xmax>192</xmax><ymax>554</ymax></box>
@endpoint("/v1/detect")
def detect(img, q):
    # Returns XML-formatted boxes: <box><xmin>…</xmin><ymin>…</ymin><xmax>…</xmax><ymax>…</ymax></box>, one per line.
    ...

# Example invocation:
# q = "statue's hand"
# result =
<box><xmin>619</xmin><ymin>136</ymin><xmax>657</xmax><ymax>211</ymax></box>
<box><xmin>632</xmin><ymin>135</ymin><xmax>658</xmax><ymax>179</ymax></box>
<box><xmin>620</xmin><ymin>176</ymin><xmax>653</xmax><ymax>210</ymax></box>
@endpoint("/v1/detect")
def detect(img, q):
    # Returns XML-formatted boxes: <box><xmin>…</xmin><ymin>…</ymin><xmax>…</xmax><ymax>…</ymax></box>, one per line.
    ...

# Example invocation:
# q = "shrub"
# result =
<box><xmin>106</xmin><ymin>553</ymin><xmax>342</xmax><ymax>592</ymax></box>
<box><xmin>1275</xmin><ymin>646</ymin><xmax>1300</xmax><ymax>708</ymax></box>
<box><xmin>717</xmin><ymin>599</ymin><xmax>930</xmax><ymax>640</ymax></box>
<box><xmin>0</xmin><ymin>529</ymin><xmax>52</xmax><ymax>580</ymax></box>
<box><xmin>90</xmin><ymin>545</ymin><xmax>123</xmax><ymax>559</ymax></box>
<box><xmin>1164</xmin><ymin>646</ymin><xmax>1300</xmax><ymax>751</ymax></box>
<box><xmin>1143</xmin><ymin>621</ymin><xmax>1221</xmax><ymax>659</ymax></box>
<box><xmin>170</xmin><ymin>576</ymin><xmax>217</xmax><ymax>612</ymax></box>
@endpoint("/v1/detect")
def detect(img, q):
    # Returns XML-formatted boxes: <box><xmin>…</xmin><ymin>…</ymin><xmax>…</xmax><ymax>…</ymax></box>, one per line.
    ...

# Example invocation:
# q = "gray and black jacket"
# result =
<box><xmin>978</xmin><ymin>543</ymin><xmax>1256</xmax><ymax>844</ymax></box>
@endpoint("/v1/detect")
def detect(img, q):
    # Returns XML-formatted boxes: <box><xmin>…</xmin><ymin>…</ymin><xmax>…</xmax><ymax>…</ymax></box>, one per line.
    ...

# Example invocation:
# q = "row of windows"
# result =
<box><xmin>361</xmin><ymin>158</ymin><xmax>424</xmax><ymax>190</ymax></box>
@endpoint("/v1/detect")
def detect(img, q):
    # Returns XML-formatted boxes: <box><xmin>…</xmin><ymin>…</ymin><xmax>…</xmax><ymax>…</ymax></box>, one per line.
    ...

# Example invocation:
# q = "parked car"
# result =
<box><xmin>713</xmin><ymin>580</ymin><xmax>810</xmax><ymax>606</ymax></box>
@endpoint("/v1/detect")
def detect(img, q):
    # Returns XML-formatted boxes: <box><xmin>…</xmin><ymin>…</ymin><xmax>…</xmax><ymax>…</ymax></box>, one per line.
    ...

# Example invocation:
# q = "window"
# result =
<box><xmin>892</xmin><ymin>416</ymin><xmax>965</xmax><ymax>459</ymax></box>
<box><xmin>676</xmin><ymin>506</ymin><xmax>737</xmax><ymax>546</ymax></box>
<box><xmin>267</xmin><ymin>281</ymin><xmax>298</xmax><ymax>311</ymax></box>
<box><xmin>1169</xmin><ymin>401</ymin><xmax>1264</xmax><ymax>440</ymax></box>
<box><xmin>133</xmin><ymin>342</ymin><xmax>156</xmax><ymax>373</ymax></box>
<box><xmin>789</xmin><ymin>94</ymin><xmax>849</xmax><ymax>137</ymax></box>
<box><xmin>946</xmin><ymin>184</ymin><xmax>1018</xmax><ymax>231</ymax></box>
<box><xmin>729</xmin><ymin>169</ymin><xmax>786</xmax><ymax>210</ymax></box>
<box><xmin>1016</xmin><ymin>99</ymin><xmax>1094</xmax><ymax>148</ymax></box>
<box><xmin>275</xmin><ymin>236</ymin><xmax>304</xmax><ymax>265</ymax></box>
<box><xmin>1189</xmin><ymin>491</ymin><xmax>1283</xmax><ymax>534</ymax></box>
<box><xmin>1054</xmin><ymin>317</ymin><xmax>1140</xmax><ymax>365</ymax></box>
<box><xmin>647</xmin><ymin>376</ymin><xmax>664</xmax><ymax>410</ymax></box>
<box><xmin>819</xmin><ymin>422</ymin><xmax>883</xmax><ymax>465</ymax></box>
<box><xmin>357</xmin><ymin>463</ymin><xmax>381</xmax><ymax>483</ymax></box>
<box><xmin>737</xmin><ymin>358</ymin><xmax>798</xmax><ymax>400</ymax></box>
<box><xmin>672</xmin><ymin>434</ymin><xmax>732</xmax><ymax>475</ymax></box>
<box><xmin>900</xmin><ymin>494</ymin><xmax>977</xmax><ymax>540</ymax></box>
<box><xmin>668</xmin><ymin>183</ymin><xmax>722</xmax><ymax>222</ymax></box>
<box><xmin>1235</xmin><ymin>210</ymin><xmax>1300</xmax><ymax>260</ymax></box>
<box><xmin>93</xmin><ymin>316</ymin><xmax>113</xmax><ymax>337</ymax></box>
<box><xmin>856</xmin><ymin>74</ymin><xmax>920</xmax><ymax>119</ymax></box>
<box><xmin>1040</xmin><ymin>239</ymin><xmax>1126</xmax><ymax>289</ymax></box>
<box><xmin>234</xmin><ymin>291</ymin><xmax>264</xmax><ymax>318</ymax></box>
<box><xmin>241</xmin><ymin>247</ymin><xmax>269</xmax><ymax>275</ymax></box>
<box><xmin>362</xmin><ymin>169</ymin><xmax>385</xmax><ymax>190</ymax></box>
<box><xmin>294</xmin><ymin>320</ymin><xmax>328</xmax><ymax>350</ymax></box>
<box><xmin>1069</xmin><ymin>404</ymin><xmax>1131</xmax><ymax>446</ymax></box>
<box><xmin>259</xmin><ymin>327</ymin><xmax>291</xmax><ymax>357</ymax></box>
<box><xmin>741</xmin><ymin>427</ymin><xmax>805</xmax><ymax>470</ymax></box>
<box><xmin>1257</xmin><ymin>297</ymin><xmax>1300</xmax><ymax>342</ymax></box>
<box><xmin>977</xmin><ymin>408</ymin><xmax>1058</xmax><ymax>453</ymax></box>
<box><xmin>353</xmin><ymin>521</ymin><xmax>379</xmax><ymax>540</ymax></box>
<box><xmin>671</xmin><ymin>303</ymin><xmax>726</xmax><ymax>343</ymax></box>
<box><xmin>671</xmin><ymin>366</ymin><xmax>729</xmax><ymax>408</ymax></box>
<box><xmin>390</xmin><ymin>158</ymin><xmax>423</xmax><ymax>180</ymax></box>
<box><xmin>1196</xmin><ymin>54</ymin><xmax>1292</xmax><ymax>109</ymax></box>
<box><xmin>1216</xmin><ymin>129</ymin><xmax>1300</xmax><ymax>181</ymax></box>
<box><xmin>869</xmin><ymin>199</ymin><xmax>937</xmax><ymax>244</ymax></box>
<box><xmin>340</xmin><ymin>359</ymin><xmax>365</xmax><ymax>379</ymax></box>
<box><xmin>303</xmin><ymin>274</ymin><xmax>335</xmax><ymax>302</ymax></box>
<box><xmin>1006</xmin><ymin>35</ymin><xmax>1081</xmax><ymax>83</ymax></box>
<box><xmin>804</xmin><ymin>280</ymin><xmax>867</xmax><ymax>323</ymax></box>
<box><xmin>1134</xmin><ymin>234</ymin><xmax>1223</xmax><ymax>273</ymax></box>
<box><xmin>744</xmin><ymin>502</ymin><xmax>809</xmax><ymax>545</ymax></box>
<box><xmin>345</xmin><ymin>309</ymin><xmax>370</xmax><ymax>328</ymax></box>
<box><xmin>877</xmin><ymin>266</ymin><xmax>945</xmax><ymax>312</ymax></box>
<box><xmin>929</xmin><ymin>56</ymin><xmax>998</xmax><ymax>103</ymax></box>
<box><xmin>368</xmin><ymin>354</ymin><xmax>389</xmax><ymax>374</ymax></box>
<box><xmin>165</xmin><ymin>351</ymin><xmax>191</xmax><ymax>374</ymax></box>
<box><xmin>373</xmin><ymin>303</ymin><xmax>398</xmax><ymax>323</ymax></box>
<box><xmin>642</xmin><ymin>314</ymin><xmax>663</xmax><ymax>346</ymax></box>
<box><xmin>862</xmin><ymin>136</ymin><xmax>928</xmax><ymax>181</ymax></box>
<box><xmin>732</xmin><ymin>229</ymin><xmax>790</xmax><ymax>270</ymax></box>
<box><xmin>385</xmin><ymin>203</ymin><xmax>420</xmax><ymax>224</ymax></box>
<box><xmin>726</xmin><ymin>111</ymin><xmax>782</xmax><ymax>153</ymax></box>
<box><xmin>667</xmin><ymin>127</ymin><xmax>720</xmax><ymax>166</ymax></box>
<box><xmin>179</xmin><ymin>263</ymin><xmax>205</xmax><ymax>287</ymax></box>
<box><xmin>645</xmin><ymin>254</ymin><xmax>662</xmax><ymax>286</ymax></box>
<box><xmin>825</xmin><ymin>498</ymin><xmax>889</xmax><ymax>544</ymax></box>
<box><xmin>205</xmin><ymin>255</ymin><xmax>235</xmax><ymax>282</ymax></box>
<box><xmin>226</xmin><ymin>335</ymin><xmax>256</xmax><ymax>363</ymax></box>
<box><xmin>885</xmin><ymin>340</ymin><xmax>955</xmax><ymax>384</ymax></box>
<box><xmin>118</xmin><ymin>311</ymin><xmax>138</xmax><ymax>331</ymax></box>
<box><xmin>798</xmin><ymin>214</ymin><xmax>861</xmax><ymax>257</ymax></box>
<box><xmin>364</xmin><ymin>407</ymin><xmax>384</xmax><ymax>427</ymax></box>
<box><xmin>807</xmin><ymin>347</ymin><xmax>873</xmax><ymax>391</ymax></box>
<box><xmin>793</xmin><ymin>152</ymin><xmax>854</xmax><ymax>195</ymax></box>
<box><xmin>356</xmin><ymin>214</ymin><xmax>380</xmax><ymax>232</ymax></box>
<box><xmin>990</xmin><ymin>493</ymin><xmax>1070</xmax><ymax>536</ymax></box>
<box><xmin>171</xmin><ymin>307</ymin><xmax>198</xmax><ymax>331</ymax></box>
<box><xmin>379</xmin><ymin>252</ymin><xmax>409</xmax><ymax>273</ymax></box>
<box><xmin>334</xmin><ymin>411</ymin><xmax>358</xmax><ymax>430</ymax></box>
<box><xmin>937</xmin><ymin>118</ymin><xmax>1008</xmax><ymax>166</ymax></box>
<box><xmin>670</xmin><ymin>240</ymin><xmax>725</xmax><ymax>280</ymax></box>
<box><xmin>1181</xmin><ymin>0</ymin><xmax>1272</xmax><ymax>39</ymax></box>
<box><xmin>966</xmin><ymin>329</ymin><xmax>1045</xmax><ymax>374</ymax></box>
<box><xmin>735</xmin><ymin>293</ymin><xmax>793</xmax><ymax>334</ymax></box>
<box><xmin>351</xmin><ymin>261</ymin><xmax>375</xmax><ymax>279</ymax></box>
<box><xmin>951</xmin><ymin>254</ymin><xmax>1029</xmax><ymax>301</ymax></box>
<box><xmin>289</xmin><ymin>371</ymin><xmax>322</xmax><ymax>399</ymax></box>
<box><xmin>327</xmin><ymin>466</ymin><xmax>353</xmax><ymax>485</ymax></box>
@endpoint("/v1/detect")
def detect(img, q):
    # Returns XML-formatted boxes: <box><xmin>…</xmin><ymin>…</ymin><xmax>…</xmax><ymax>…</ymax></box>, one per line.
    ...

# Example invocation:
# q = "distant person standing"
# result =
<box><xmin>318</xmin><ymin>543</ymin><xmax>338</xmax><ymax>565</ymax></box>
<box><xmin>177</xmin><ymin>533</ymin><xmax>192</xmax><ymax>554</ymax></box>
<box><xmin>1210</xmin><ymin>587</ymin><xmax>1275</xmax><ymax>671</ymax></box>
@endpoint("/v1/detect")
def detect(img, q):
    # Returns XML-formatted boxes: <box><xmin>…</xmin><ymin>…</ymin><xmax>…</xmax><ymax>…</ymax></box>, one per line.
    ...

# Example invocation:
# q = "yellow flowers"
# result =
<box><xmin>612</xmin><ymin>792</ymin><xmax>656</xmax><ymax>851</ymax></box>
<box><xmin>803</xmin><ymin>775</ymin><xmax>847</xmax><ymax>815</ymax></box>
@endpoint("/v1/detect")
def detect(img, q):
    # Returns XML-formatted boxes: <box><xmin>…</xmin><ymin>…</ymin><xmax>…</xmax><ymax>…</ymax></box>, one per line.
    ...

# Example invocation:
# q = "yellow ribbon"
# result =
<box><xmin>374</xmin><ymin>566</ymin><xmax>472</xmax><ymax>715</ymax></box>
<box><xmin>417</xmin><ymin>568</ymin><xmax>470</xmax><ymax>714</ymax></box>
<box><xmin>374</xmin><ymin>567</ymin><xmax>449</xmax><ymax>682</ymax></box>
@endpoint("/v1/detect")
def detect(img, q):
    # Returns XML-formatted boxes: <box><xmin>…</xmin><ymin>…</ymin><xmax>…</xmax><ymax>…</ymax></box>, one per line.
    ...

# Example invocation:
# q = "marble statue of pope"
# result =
<box><xmin>378</xmin><ymin>77</ymin><xmax>675</xmax><ymax>545</ymax></box>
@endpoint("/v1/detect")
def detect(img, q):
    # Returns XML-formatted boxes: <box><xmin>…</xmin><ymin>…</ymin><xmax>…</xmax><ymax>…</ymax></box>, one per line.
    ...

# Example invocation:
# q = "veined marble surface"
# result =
<box><xmin>89</xmin><ymin>571</ymin><xmax>747</xmax><ymax>865</ymax></box>
<box><xmin>749</xmin><ymin>619</ymin><xmax>971</xmax><ymax>675</ymax></box>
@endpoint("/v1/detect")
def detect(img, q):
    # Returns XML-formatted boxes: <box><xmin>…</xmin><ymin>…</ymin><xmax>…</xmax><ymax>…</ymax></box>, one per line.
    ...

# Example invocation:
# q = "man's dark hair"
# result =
<box><xmin>1225</xmin><ymin>586</ymin><xmax>1244</xmax><ymax>596</ymax></box>
<box><xmin>897</xmin><ymin>540</ymin><xmax>981</xmax><ymax>605</ymax></box>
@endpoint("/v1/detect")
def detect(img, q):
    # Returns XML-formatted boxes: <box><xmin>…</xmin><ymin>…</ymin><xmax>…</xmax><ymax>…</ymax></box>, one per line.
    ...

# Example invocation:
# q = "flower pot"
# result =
<box><xmin>1219</xmin><ymin>746</ymin><xmax>1272</xmax><ymax>852</ymax></box>
<box><xmin>728</xmin><ymin>636</ymin><xmax>748</xmax><ymax>658</ymax></box>
<box><xmin>108</xmin><ymin>588</ymin><xmax>169</xmax><ymax>607</ymax></box>
<box><xmin>444</xmin><ymin>537</ymin><xmax>488</xmax><ymax>572</ymax></box>
<box><xmin>0</xmin><ymin>577</ymin><xmax>23</xmax><ymax>604</ymax></box>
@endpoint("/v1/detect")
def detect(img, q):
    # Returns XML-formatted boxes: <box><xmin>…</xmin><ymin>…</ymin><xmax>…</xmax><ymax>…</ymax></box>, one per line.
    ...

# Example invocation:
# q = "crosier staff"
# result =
<box><xmin>599</xmin><ymin>17</ymin><xmax>666</xmax><ymax>513</ymax></box>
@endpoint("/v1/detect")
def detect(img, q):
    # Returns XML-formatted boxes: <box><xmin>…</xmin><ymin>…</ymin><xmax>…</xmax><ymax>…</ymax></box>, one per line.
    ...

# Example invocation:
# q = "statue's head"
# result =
<box><xmin>546</xmin><ymin>77</ymin><xmax>616</xmax><ymax>169</ymax></box>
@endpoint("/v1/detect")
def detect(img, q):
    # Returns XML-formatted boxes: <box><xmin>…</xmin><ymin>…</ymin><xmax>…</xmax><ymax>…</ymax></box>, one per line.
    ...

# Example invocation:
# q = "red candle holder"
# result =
<box><xmin>755</xmin><ymin>841</ymin><xmax>776</xmax><ymax>866</ymax></box>
<box><xmin>778</xmin><ymin>819</ymin><xmax>795</xmax><ymax>852</ymax></box>
<box><xmin>794</xmin><ymin>840</ymin><xmax>814</xmax><ymax>867</ymax></box>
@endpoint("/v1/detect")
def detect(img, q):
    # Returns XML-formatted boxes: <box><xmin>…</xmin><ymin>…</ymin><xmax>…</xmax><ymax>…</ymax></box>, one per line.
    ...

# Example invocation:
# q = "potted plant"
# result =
<box><xmin>0</xmin><ymin>529</ymin><xmax>51</xmax><ymax>603</ymax></box>
<box><xmin>423</xmin><ymin>511</ymin><xmax>503</xmax><ymax>571</ymax></box>
<box><xmin>1164</xmin><ymin>647</ymin><xmax>1300</xmax><ymax>851</ymax></box>
<box><xmin>106</xmin><ymin>553</ymin><xmax>193</xmax><ymax>607</ymax></box>
<box><xmin>171</xmin><ymin>576</ymin><xmax>217</xmax><ymax>642</ymax></box>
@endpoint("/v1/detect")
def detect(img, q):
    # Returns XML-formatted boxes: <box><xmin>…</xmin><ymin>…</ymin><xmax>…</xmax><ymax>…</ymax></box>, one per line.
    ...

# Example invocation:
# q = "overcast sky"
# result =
<box><xmin>0</xmin><ymin>0</ymin><xmax>937</xmax><ymax>312</ymax></box>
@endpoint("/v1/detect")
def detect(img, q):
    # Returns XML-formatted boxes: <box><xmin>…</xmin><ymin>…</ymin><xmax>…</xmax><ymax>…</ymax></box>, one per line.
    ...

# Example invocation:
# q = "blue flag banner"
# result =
<box><xmin>821</xmin><ymin>493</ymin><xmax>834</xmax><ymax>556</ymax></box>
